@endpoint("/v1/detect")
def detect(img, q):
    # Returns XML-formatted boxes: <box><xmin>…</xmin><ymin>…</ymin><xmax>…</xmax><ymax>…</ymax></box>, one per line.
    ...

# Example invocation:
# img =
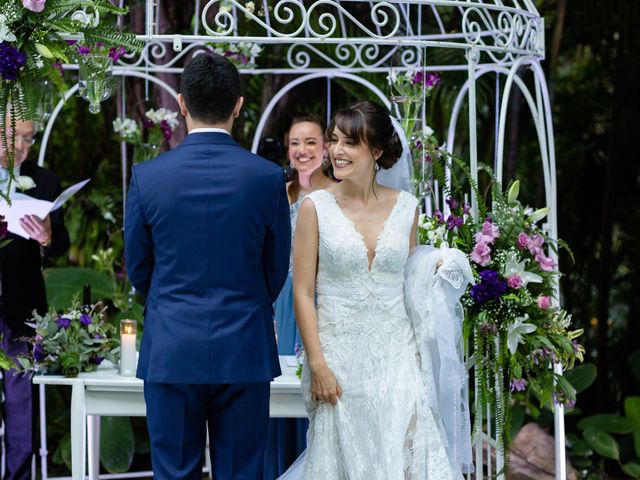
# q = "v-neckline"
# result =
<box><xmin>325</xmin><ymin>190</ymin><xmax>403</xmax><ymax>273</ymax></box>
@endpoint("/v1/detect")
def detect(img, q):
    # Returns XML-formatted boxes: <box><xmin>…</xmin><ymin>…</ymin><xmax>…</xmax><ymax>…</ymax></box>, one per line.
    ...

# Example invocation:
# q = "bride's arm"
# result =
<box><xmin>293</xmin><ymin>198</ymin><xmax>342</xmax><ymax>405</ymax></box>
<box><xmin>410</xmin><ymin>207</ymin><xmax>419</xmax><ymax>250</ymax></box>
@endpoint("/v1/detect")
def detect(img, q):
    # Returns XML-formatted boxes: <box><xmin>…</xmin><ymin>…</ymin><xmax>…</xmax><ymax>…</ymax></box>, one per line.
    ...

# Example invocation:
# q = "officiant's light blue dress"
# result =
<box><xmin>264</xmin><ymin>196</ymin><xmax>308</xmax><ymax>479</ymax></box>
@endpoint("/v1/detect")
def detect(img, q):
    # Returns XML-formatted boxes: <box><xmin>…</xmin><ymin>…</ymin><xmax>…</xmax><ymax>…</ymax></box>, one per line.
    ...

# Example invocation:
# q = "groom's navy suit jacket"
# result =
<box><xmin>124</xmin><ymin>132</ymin><xmax>290</xmax><ymax>384</ymax></box>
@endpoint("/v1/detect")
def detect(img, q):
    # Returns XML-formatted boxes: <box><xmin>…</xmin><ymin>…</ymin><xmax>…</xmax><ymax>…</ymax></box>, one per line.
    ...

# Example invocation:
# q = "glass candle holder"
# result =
<box><xmin>119</xmin><ymin>319</ymin><xmax>137</xmax><ymax>376</ymax></box>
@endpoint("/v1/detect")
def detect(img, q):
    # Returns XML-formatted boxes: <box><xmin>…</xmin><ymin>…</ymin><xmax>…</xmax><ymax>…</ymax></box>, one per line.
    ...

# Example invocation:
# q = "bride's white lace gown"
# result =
<box><xmin>301</xmin><ymin>189</ymin><xmax>463</xmax><ymax>479</ymax></box>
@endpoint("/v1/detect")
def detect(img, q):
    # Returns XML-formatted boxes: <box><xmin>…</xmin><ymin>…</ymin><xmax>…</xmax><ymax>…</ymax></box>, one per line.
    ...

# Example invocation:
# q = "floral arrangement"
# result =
<box><xmin>113</xmin><ymin>108</ymin><xmax>180</xmax><ymax>163</ymax></box>
<box><xmin>419</xmin><ymin>154</ymin><xmax>584</xmax><ymax>452</ymax></box>
<box><xmin>387</xmin><ymin>68</ymin><xmax>440</xmax><ymax>136</ymax></box>
<box><xmin>208</xmin><ymin>40</ymin><xmax>262</xmax><ymax>69</ymax></box>
<box><xmin>0</xmin><ymin>0</ymin><xmax>142</xmax><ymax>200</ymax></box>
<box><xmin>16</xmin><ymin>298</ymin><xmax>119</xmax><ymax>378</ymax></box>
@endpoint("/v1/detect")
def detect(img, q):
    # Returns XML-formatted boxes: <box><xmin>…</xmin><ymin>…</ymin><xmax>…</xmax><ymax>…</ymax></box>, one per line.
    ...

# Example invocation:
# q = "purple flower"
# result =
<box><xmin>469</xmin><ymin>269</ymin><xmax>507</xmax><ymax>305</ymax></box>
<box><xmin>510</xmin><ymin>378</ymin><xmax>527</xmax><ymax>392</ymax></box>
<box><xmin>77</xmin><ymin>45</ymin><xmax>91</xmax><ymax>55</ymax></box>
<box><xmin>538</xmin><ymin>254</ymin><xmax>556</xmax><ymax>272</ymax></box>
<box><xmin>143</xmin><ymin>118</ymin><xmax>154</xmax><ymax>130</ymax></box>
<box><xmin>537</xmin><ymin>295</ymin><xmax>551</xmax><ymax>309</ymax></box>
<box><xmin>0</xmin><ymin>42</ymin><xmax>27</xmax><ymax>81</ymax></box>
<box><xmin>0</xmin><ymin>217</ymin><xmax>8</xmax><ymax>238</ymax></box>
<box><xmin>462</xmin><ymin>203</ymin><xmax>471</xmax><ymax>215</ymax></box>
<box><xmin>433</xmin><ymin>210</ymin><xmax>444</xmax><ymax>223</ymax></box>
<box><xmin>66</xmin><ymin>40</ymin><xmax>78</xmax><ymax>46</ymax></box>
<box><xmin>471</xmin><ymin>242</ymin><xmax>491</xmax><ymax>267</ymax></box>
<box><xmin>95</xmin><ymin>42</ymin><xmax>104</xmax><ymax>48</ymax></box>
<box><xmin>52</xmin><ymin>61</ymin><xmax>64</xmax><ymax>76</ymax></box>
<box><xmin>474</xmin><ymin>219</ymin><xmax>500</xmax><ymax>245</ymax></box>
<box><xmin>425</xmin><ymin>73</ymin><xmax>441</xmax><ymax>88</ymax></box>
<box><xmin>80</xmin><ymin>313</ymin><xmax>92</xmax><ymax>326</ymax></box>
<box><xmin>22</xmin><ymin>0</ymin><xmax>46</xmax><ymax>13</ymax></box>
<box><xmin>33</xmin><ymin>343</ymin><xmax>45</xmax><ymax>362</ymax></box>
<box><xmin>90</xmin><ymin>356</ymin><xmax>104</xmax><ymax>365</ymax></box>
<box><xmin>445</xmin><ymin>197</ymin><xmax>459</xmax><ymax>210</ymax></box>
<box><xmin>108</xmin><ymin>46</ymin><xmax>126</xmax><ymax>62</ymax></box>
<box><xmin>480</xmin><ymin>322</ymin><xmax>497</xmax><ymax>336</ymax></box>
<box><xmin>516</xmin><ymin>232</ymin><xmax>530</xmax><ymax>249</ymax></box>
<box><xmin>93</xmin><ymin>334</ymin><xmax>104</xmax><ymax>340</ymax></box>
<box><xmin>56</xmin><ymin>316</ymin><xmax>71</xmax><ymax>329</ymax></box>
<box><xmin>411</xmin><ymin>71</ymin><xmax>424</xmax><ymax>85</ymax></box>
<box><xmin>446</xmin><ymin>214</ymin><xmax>463</xmax><ymax>231</ymax></box>
<box><xmin>507</xmin><ymin>274</ymin><xmax>523</xmax><ymax>289</ymax></box>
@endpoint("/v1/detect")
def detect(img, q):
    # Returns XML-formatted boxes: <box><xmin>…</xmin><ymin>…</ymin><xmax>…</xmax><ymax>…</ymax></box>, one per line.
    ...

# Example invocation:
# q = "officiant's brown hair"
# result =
<box><xmin>181</xmin><ymin>54</ymin><xmax>240</xmax><ymax>124</ymax></box>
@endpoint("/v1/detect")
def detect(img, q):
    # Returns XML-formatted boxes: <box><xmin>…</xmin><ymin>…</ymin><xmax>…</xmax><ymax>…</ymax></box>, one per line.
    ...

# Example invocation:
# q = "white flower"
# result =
<box><xmin>249</xmin><ymin>43</ymin><xmax>262</xmax><ymax>57</ymax></box>
<box><xmin>507</xmin><ymin>314</ymin><xmax>537</xmax><ymax>355</ymax></box>
<box><xmin>113</xmin><ymin>118</ymin><xmax>139</xmax><ymax>139</ymax></box>
<box><xmin>219</xmin><ymin>5</ymin><xmax>230</xmax><ymax>14</ymax></box>
<box><xmin>0</xmin><ymin>14</ymin><xmax>17</xmax><ymax>42</ymax></box>
<box><xmin>244</xmin><ymin>1</ymin><xmax>255</xmax><ymax>13</ymax></box>
<box><xmin>528</xmin><ymin>207</ymin><xmax>550</xmax><ymax>223</ymax></box>
<box><xmin>147</xmin><ymin>108</ymin><xmax>179</xmax><ymax>130</ymax></box>
<box><xmin>422</xmin><ymin>125</ymin><xmax>434</xmax><ymax>137</ymax></box>
<box><xmin>387</xmin><ymin>68</ymin><xmax>398</xmax><ymax>84</ymax></box>
<box><xmin>502</xmin><ymin>251</ymin><xmax>542</xmax><ymax>287</ymax></box>
<box><xmin>34</xmin><ymin>55</ymin><xmax>44</xmax><ymax>69</ymax></box>
<box><xmin>16</xmin><ymin>175</ymin><xmax>36</xmax><ymax>191</ymax></box>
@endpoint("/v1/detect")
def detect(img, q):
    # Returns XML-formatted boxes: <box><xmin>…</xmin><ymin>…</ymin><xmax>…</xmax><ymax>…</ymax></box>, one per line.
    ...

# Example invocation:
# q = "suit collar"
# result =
<box><xmin>180</xmin><ymin>132</ymin><xmax>238</xmax><ymax>148</ymax></box>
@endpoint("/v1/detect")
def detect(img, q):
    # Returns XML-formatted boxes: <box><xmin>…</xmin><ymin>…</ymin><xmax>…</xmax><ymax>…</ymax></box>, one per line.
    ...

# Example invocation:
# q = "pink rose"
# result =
<box><xmin>507</xmin><ymin>274</ymin><xmax>523</xmax><ymax>289</ymax></box>
<box><xmin>538</xmin><ymin>255</ymin><xmax>556</xmax><ymax>272</ymax></box>
<box><xmin>22</xmin><ymin>0</ymin><xmax>46</xmax><ymax>12</ymax></box>
<box><xmin>527</xmin><ymin>234</ymin><xmax>545</xmax><ymax>256</ymax></box>
<box><xmin>517</xmin><ymin>232</ymin><xmax>530</xmax><ymax>249</ymax></box>
<box><xmin>473</xmin><ymin>219</ymin><xmax>500</xmax><ymax>245</ymax></box>
<box><xmin>537</xmin><ymin>295</ymin><xmax>551</xmax><ymax>309</ymax></box>
<box><xmin>471</xmin><ymin>242</ymin><xmax>491</xmax><ymax>267</ymax></box>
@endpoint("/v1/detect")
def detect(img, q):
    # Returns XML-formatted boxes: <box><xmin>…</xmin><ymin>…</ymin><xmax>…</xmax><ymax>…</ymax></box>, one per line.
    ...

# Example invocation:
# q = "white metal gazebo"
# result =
<box><xmin>35</xmin><ymin>1</ymin><xmax>565</xmax><ymax>479</ymax></box>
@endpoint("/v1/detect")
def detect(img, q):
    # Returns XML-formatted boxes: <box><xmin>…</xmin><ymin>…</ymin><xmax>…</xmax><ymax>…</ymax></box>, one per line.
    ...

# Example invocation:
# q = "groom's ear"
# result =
<box><xmin>232</xmin><ymin>96</ymin><xmax>244</xmax><ymax>119</ymax></box>
<box><xmin>177</xmin><ymin>94</ymin><xmax>189</xmax><ymax>118</ymax></box>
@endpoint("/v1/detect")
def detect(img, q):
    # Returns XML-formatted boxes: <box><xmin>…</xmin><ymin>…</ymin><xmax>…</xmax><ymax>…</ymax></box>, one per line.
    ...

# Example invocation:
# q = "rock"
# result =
<box><xmin>507</xmin><ymin>422</ymin><xmax>578</xmax><ymax>480</ymax></box>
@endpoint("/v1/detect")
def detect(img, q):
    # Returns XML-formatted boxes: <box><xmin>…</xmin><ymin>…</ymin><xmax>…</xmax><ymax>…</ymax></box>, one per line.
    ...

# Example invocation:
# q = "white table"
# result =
<box><xmin>33</xmin><ymin>356</ymin><xmax>305</xmax><ymax>480</ymax></box>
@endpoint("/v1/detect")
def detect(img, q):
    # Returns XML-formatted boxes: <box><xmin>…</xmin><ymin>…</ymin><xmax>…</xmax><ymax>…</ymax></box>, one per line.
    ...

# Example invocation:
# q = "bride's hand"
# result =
<box><xmin>310</xmin><ymin>363</ymin><xmax>342</xmax><ymax>405</ymax></box>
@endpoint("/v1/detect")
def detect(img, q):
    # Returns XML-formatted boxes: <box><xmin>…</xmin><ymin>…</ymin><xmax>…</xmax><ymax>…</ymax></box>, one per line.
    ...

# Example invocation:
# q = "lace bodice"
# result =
<box><xmin>310</xmin><ymin>189</ymin><xmax>417</xmax><ymax>296</ymax></box>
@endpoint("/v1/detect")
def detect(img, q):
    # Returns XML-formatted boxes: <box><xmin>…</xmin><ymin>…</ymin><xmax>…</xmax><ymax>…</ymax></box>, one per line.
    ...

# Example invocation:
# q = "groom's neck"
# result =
<box><xmin>186</xmin><ymin>117</ymin><xmax>233</xmax><ymax>134</ymax></box>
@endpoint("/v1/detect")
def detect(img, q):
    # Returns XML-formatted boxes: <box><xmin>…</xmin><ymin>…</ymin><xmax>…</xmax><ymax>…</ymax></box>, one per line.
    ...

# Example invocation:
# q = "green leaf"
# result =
<box><xmin>510</xmin><ymin>404</ymin><xmax>526</xmax><ymax>439</ymax></box>
<box><xmin>635</xmin><ymin>430</ymin><xmax>640</xmax><ymax>459</ymax></box>
<box><xmin>623</xmin><ymin>462</ymin><xmax>640</xmax><ymax>479</ymax></box>
<box><xmin>0</xmin><ymin>349</ymin><xmax>15</xmax><ymax>370</ymax></box>
<box><xmin>625</xmin><ymin>397</ymin><xmax>640</xmax><ymax>430</ymax></box>
<box><xmin>100</xmin><ymin>417</ymin><xmax>134</xmax><ymax>473</ymax></box>
<box><xmin>577</xmin><ymin>414</ymin><xmax>635</xmax><ymax>434</ymax></box>
<box><xmin>60</xmin><ymin>434</ymin><xmax>72</xmax><ymax>470</ymax></box>
<box><xmin>565</xmin><ymin>363</ymin><xmax>597</xmax><ymax>394</ymax></box>
<box><xmin>582</xmin><ymin>427</ymin><xmax>620</xmax><ymax>460</ymax></box>
<box><xmin>44</xmin><ymin>267</ymin><xmax>114</xmax><ymax>311</ymax></box>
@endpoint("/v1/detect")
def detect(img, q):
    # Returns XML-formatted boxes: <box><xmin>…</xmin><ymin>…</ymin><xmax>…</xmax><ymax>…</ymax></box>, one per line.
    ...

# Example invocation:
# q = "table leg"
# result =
<box><xmin>88</xmin><ymin>415</ymin><xmax>101</xmax><ymax>479</ymax></box>
<box><xmin>70</xmin><ymin>380</ymin><xmax>86</xmax><ymax>480</ymax></box>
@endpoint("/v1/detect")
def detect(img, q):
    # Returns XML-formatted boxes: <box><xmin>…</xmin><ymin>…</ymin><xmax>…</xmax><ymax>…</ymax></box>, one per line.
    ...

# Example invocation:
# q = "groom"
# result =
<box><xmin>124</xmin><ymin>53</ymin><xmax>290</xmax><ymax>479</ymax></box>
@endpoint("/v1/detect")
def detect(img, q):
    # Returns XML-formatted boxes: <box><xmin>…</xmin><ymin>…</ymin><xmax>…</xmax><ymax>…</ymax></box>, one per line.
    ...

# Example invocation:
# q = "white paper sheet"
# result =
<box><xmin>0</xmin><ymin>179</ymin><xmax>89</xmax><ymax>239</ymax></box>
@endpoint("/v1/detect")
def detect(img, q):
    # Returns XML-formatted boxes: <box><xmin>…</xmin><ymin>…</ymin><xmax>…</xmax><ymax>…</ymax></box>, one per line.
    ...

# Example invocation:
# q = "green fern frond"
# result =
<box><xmin>81</xmin><ymin>28</ymin><xmax>144</xmax><ymax>52</ymax></box>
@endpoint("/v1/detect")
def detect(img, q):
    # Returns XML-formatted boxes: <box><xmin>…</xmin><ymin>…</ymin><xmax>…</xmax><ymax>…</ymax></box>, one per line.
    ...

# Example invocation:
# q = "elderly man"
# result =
<box><xmin>0</xmin><ymin>118</ymin><xmax>69</xmax><ymax>480</ymax></box>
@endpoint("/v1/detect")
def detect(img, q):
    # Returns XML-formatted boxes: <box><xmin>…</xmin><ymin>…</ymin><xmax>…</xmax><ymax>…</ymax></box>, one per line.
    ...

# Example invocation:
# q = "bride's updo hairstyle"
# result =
<box><xmin>327</xmin><ymin>100</ymin><xmax>403</xmax><ymax>170</ymax></box>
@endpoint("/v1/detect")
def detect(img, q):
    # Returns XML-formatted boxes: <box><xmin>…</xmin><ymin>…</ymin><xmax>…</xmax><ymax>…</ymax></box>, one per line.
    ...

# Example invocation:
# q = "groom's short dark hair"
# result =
<box><xmin>181</xmin><ymin>53</ymin><xmax>240</xmax><ymax>124</ymax></box>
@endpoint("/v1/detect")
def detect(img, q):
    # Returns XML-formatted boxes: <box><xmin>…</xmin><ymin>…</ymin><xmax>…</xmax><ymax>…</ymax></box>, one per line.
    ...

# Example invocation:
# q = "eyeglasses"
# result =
<box><xmin>15</xmin><ymin>134</ymin><xmax>36</xmax><ymax>146</ymax></box>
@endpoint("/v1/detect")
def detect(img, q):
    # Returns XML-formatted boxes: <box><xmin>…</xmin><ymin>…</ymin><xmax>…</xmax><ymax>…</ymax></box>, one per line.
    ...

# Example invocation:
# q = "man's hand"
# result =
<box><xmin>20</xmin><ymin>214</ymin><xmax>52</xmax><ymax>247</ymax></box>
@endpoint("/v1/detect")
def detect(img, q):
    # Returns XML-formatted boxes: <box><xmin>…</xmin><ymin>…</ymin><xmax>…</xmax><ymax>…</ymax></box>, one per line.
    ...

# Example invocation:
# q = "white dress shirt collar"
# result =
<box><xmin>189</xmin><ymin>128</ymin><xmax>230</xmax><ymax>135</ymax></box>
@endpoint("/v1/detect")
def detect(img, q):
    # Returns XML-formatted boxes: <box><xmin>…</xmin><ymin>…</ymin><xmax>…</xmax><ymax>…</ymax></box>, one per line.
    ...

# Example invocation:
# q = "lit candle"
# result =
<box><xmin>119</xmin><ymin>319</ymin><xmax>137</xmax><ymax>377</ymax></box>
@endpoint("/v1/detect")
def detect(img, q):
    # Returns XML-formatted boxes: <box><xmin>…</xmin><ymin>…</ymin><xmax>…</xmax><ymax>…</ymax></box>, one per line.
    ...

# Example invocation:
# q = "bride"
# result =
<box><xmin>289</xmin><ymin>101</ymin><xmax>472</xmax><ymax>479</ymax></box>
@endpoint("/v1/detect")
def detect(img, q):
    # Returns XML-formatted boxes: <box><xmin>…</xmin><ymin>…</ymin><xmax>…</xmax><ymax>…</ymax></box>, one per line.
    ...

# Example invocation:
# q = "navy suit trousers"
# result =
<box><xmin>144</xmin><ymin>381</ymin><xmax>270</xmax><ymax>480</ymax></box>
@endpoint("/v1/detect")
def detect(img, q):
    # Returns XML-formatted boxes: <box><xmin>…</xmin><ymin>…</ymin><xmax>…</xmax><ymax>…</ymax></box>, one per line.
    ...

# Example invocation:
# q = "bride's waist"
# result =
<box><xmin>316</xmin><ymin>283</ymin><xmax>404</xmax><ymax>298</ymax></box>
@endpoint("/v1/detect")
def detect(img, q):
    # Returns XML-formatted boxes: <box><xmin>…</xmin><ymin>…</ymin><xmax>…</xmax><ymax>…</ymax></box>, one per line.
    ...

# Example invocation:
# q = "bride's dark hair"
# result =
<box><xmin>327</xmin><ymin>101</ymin><xmax>402</xmax><ymax>170</ymax></box>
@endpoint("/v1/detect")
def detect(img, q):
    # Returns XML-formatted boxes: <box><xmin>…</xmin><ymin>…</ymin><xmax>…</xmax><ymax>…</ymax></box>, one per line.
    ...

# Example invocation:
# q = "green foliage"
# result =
<box><xmin>565</xmin><ymin>362</ymin><xmax>597</xmax><ymax>394</ymax></box>
<box><xmin>100</xmin><ymin>417</ymin><xmax>135</xmax><ymax>473</ymax></box>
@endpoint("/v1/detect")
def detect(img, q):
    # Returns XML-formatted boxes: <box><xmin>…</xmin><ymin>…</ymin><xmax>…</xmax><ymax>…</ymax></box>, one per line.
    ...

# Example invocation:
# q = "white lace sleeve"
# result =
<box><xmin>405</xmin><ymin>244</ymin><xmax>475</xmax><ymax>474</ymax></box>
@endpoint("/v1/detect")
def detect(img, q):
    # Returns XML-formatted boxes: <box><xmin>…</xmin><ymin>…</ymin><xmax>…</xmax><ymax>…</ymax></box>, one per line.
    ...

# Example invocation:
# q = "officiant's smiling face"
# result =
<box><xmin>288</xmin><ymin>121</ymin><xmax>326</xmax><ymax>174</ymax></box>
<box><xmin>0</xmin><ymin>119</ymin><xmax>36</xmax><ymax>168</ymax></box>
